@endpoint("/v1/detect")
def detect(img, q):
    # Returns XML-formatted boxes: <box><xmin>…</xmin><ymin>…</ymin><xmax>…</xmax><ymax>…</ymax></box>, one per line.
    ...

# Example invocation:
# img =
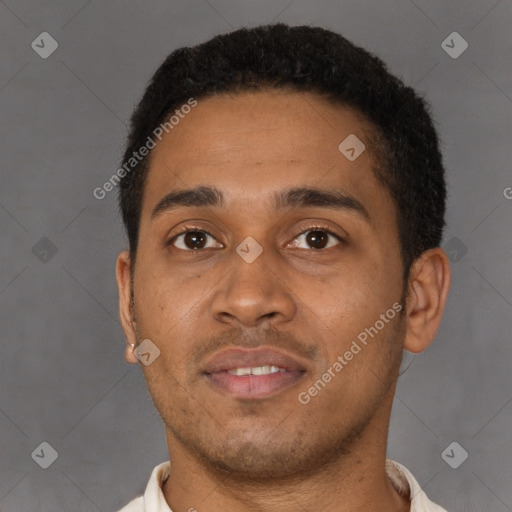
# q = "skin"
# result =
<box><xmin>116</xmin><ymin>90</ymin><xmax>451</xmax><ymax>511</ymax></box>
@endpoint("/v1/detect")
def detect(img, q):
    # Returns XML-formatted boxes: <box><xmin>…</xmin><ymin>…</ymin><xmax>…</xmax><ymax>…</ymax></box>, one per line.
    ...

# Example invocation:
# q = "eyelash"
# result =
<box><xmin>168</xmin><ymin>224</ymin><xmax>345</xmax><ymax>250</ymax></box>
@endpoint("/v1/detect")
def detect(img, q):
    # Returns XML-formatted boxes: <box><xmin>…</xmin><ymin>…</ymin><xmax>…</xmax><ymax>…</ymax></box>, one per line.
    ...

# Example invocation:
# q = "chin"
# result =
<box><xmin>175</xmin><ymin>421</ymin><xmax>354</xmax><ymax>483</ymax></box>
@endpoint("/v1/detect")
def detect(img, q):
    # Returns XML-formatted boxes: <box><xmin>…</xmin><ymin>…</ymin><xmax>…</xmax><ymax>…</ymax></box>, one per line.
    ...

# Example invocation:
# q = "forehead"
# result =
<box><xmin>142</xmin><ymin>90</ymin><xmax>392</xmax><ymax>220</ymax></box>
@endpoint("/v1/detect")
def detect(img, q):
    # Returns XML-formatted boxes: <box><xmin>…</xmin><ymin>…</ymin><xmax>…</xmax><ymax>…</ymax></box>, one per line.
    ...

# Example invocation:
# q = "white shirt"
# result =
<box><xmin>117</xmin><ymin>459</ymin><xmax>448</xmax><ymax>511</ymax></box>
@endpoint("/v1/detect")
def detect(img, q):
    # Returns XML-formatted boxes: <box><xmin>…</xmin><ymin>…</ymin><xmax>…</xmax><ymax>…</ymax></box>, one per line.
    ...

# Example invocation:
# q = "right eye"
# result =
<box><xmin>169</xmin><ymin>229</ymin><xmax>223</xmax><ymax>251</ymax></box>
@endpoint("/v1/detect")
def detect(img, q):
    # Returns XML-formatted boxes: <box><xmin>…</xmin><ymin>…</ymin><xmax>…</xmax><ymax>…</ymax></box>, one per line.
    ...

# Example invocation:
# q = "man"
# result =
<box><xmin>115</xmin><ymin>23</ymin><xmax>451</xmax><ymax>511</ymax></box>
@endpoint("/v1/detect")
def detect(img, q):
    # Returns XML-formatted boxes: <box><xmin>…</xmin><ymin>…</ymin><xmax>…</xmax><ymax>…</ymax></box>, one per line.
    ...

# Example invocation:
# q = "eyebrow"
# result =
<box><xmin>151</xmin><ymin>185</ymin><xmax>370</xmax><ymax>222</ymax></box>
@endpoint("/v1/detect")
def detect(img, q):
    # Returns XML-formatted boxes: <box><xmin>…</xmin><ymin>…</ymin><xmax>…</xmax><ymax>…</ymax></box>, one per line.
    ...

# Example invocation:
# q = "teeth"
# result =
<box><xmin>227</xmin><ymin>365</ymin><xmax>286</xmax><ymax>376</ymax></box>
<box><xmin>228</xmin><ymin>367</ymin><xmax>252</xmax><ymax>376</ymax></box>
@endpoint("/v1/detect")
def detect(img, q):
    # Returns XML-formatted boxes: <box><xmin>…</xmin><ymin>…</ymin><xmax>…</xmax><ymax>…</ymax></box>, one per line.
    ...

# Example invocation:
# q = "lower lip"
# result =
<box><xmin>205</xmin><ymin>370</ymin><xmax>305</xmax><ymax>399</ymax></box>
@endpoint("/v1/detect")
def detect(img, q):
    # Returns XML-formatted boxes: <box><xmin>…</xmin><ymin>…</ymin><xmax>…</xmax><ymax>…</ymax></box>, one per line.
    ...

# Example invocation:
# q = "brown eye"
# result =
<box><xmin>306</xmin><ymin>230</ymin><xmax>329</xmax><ymax>249</ymax></box>
<box><xmin>171</xmin><ymin>230</ymin><xmax>222</xmax><ymax>251</ymax></box>
<box><xmin>291</xmin><ymin>228</ymin><xmax>342</xmax><ymax>250</ymax></box>
<box><xmin>183</xmin><ymin>231</ymin><xmax>207</xmax><ymax>249</ymax></box>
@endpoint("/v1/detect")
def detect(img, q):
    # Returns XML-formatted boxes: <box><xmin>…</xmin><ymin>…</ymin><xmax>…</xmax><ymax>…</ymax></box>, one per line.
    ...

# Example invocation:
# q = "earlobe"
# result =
<box><xmin>125</xmin><ymin>343</ymin><xmax>139</xmax><ymax>364</ymax></box>
<box><xmin>116</xmin><ymin>251</ymin><xmax>139</xmax><ymax>364</ymax></box>
<box><xmin>403</xmin><ymin>248</ymin><xmax>451</xmax><ymax>353</ymax></box>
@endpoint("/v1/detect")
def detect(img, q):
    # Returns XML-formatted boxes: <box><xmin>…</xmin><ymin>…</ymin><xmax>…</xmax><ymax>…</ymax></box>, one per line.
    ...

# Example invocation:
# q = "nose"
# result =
<box><xmin>211</xmin><ymin>245</ymin><xmax>297</xmax><ymax>328</ymax></box>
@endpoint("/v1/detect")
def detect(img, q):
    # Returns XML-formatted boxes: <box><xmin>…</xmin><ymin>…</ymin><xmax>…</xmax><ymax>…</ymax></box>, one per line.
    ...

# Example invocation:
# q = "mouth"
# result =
<box><xmin>202</xmin><ymin>347</ymin><xmax>307</xmax><ymax>400</ymax></box>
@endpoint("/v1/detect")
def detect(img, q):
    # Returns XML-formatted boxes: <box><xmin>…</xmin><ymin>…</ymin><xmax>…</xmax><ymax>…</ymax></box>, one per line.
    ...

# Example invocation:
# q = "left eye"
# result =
<box><xmin>290</xmin><ymin>229</ymin><xmax>342</xmax><ymax>250</ymax></box>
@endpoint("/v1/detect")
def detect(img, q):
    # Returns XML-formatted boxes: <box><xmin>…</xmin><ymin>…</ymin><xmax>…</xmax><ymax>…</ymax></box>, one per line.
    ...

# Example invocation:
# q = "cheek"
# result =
<box><xmin>133</xmin><ymin>265</ymin><xmax>195</xmax><ymax>340</ymax></box>
<box><xmin>308</xmin><ymin>266</ymin><xmax>380</xmax><ymax>325</ymax></box>
<box><xmin>306</xmin><ymin>261</ymin><xmax>402</xmax><ymax>362</ymax></box>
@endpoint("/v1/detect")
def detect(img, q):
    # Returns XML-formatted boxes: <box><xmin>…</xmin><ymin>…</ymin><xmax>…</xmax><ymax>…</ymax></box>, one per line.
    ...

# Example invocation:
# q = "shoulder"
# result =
<box><xmin>386</xmin><ymin>459</ymin><xmax>450</xmax><ymax>512</ymax></box>
<box><xmin>115</xmin><ymin>460</ymin><xmax>172</xmax><ymax>512</ymax></box>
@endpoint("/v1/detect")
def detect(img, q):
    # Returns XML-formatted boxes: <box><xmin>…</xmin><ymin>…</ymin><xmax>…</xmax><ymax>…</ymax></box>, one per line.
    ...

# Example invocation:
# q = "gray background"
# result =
<box><xmin>1</xmin><ymin>0</ymin><xmax>511</xmax><ymax>510</ymax></box>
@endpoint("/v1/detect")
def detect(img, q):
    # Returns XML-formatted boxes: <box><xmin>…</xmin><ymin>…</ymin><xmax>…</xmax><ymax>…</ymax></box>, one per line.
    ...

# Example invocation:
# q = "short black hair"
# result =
<box><xmin>119</xmin><ymin>23</ymin><xmax>446</xmax><ymax>280</ymax></box>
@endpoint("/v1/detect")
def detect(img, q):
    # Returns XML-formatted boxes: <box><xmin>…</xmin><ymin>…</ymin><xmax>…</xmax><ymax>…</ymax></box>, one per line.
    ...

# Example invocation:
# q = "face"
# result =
<box><xmin>124</xmin><ymin>90</ymin><xmax>408</xmax><ymax>479</ymax></box>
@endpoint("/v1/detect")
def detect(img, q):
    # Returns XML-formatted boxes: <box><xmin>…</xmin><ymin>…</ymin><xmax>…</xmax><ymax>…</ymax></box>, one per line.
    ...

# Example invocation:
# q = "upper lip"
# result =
<box><xmin>202</xmin><ymin>347</ymin><xmax>307</xmax><ymax>374</ymax></box>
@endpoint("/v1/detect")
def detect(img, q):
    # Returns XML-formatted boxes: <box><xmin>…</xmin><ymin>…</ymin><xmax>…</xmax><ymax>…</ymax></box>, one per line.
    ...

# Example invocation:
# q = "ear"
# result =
<box><xmin>403</xmin><ymin>247</ymin><xmax>451</xmax><ymax>353</ymax></box>
<box><xmin>116</xmin><ymin>251</ymin><xmax>139</xmax><ymax>364</ymax></box>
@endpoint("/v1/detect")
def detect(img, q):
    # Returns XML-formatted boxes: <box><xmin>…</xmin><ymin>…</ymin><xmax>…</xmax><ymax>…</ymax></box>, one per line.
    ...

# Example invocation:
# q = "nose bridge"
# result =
<box><xmin>211</xmin><ymin>241</ymin><xmax>296</xmax><ymax>327</ymax></box>
<box><xmin>231</xmin><ymin>243</ymin><xmax>274</xmax><ymax>294</ymax></box>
